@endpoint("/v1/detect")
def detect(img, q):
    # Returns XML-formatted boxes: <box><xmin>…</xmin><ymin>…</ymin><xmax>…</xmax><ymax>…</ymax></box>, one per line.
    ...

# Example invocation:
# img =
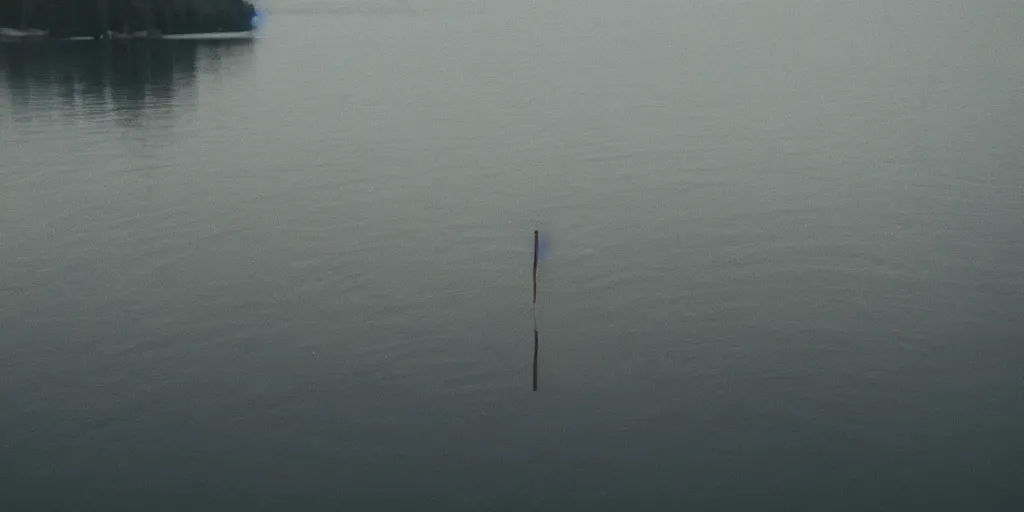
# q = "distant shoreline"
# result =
<box><xmin>0</xmin><ymin>0</ymin><xmax>257</xmax><ymax>39</ymax></box>
<box><xmin>1</xmin><ymin>27</ymin><xmax>255</xmax><ymax>42</ymax></box>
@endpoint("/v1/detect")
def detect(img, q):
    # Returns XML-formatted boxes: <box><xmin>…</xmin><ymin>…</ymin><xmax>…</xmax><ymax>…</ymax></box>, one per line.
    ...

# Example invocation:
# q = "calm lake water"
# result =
<box><xmin>1</xmin><ymin>0</ymin><xmax>1022</xmax><ymax>510</ymax></box>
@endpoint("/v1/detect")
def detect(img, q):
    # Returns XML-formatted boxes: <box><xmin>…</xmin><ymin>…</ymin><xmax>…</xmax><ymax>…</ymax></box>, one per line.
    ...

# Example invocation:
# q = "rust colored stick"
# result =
<box><xmin>532</xmin><ymin>230</ymin><xmax>540</xmax><ymax>391</ymax></box>
<box><xmin>533</xmin><ymin>230</ymin><xmax>538</xmax><ymax>305</ymax></box>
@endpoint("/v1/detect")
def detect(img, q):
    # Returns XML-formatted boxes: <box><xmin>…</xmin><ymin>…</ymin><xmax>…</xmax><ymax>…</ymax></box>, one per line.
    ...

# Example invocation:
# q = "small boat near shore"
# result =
<box><xmin>0</xmin><ymin>27</ymin><xmax>48</xmax><ymax>39</ymax></box>
<box><xmin>162</xmin><ymin>31</ymin><xmax>255</xmax><ymax>40</ymax></box>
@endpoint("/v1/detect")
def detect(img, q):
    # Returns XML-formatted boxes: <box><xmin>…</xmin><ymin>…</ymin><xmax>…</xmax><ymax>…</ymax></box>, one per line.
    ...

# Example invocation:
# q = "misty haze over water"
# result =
<box><xmin>1</xmin><ymin>0</ymin><xmax>1022</xmax><ymax>510</ymax></box>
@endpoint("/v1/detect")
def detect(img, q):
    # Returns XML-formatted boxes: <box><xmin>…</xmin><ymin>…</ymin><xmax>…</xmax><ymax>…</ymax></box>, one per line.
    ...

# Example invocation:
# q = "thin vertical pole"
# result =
<box><xmin>532</xmin><ymin>229</ymin><xmax>539</xmax><ymax>391</ymax></box>
<box><xmin>532</xmin><ymin>230</ymin><xmax>538</xmax><ymax>306</ymax></box>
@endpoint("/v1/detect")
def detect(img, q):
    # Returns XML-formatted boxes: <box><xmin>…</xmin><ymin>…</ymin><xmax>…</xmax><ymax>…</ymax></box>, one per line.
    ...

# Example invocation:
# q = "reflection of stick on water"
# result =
<box><xmin>533</xmin><ymin>309</ymin><xmax>539</xmax><ymax>392</ymax></box>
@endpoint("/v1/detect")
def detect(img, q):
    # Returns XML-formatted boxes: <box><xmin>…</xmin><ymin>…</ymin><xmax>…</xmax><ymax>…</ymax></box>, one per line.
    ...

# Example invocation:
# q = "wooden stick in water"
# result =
<box><xmin>532</xmin><ymin>230</ymin><xmax>538</xmax><ymax>306</ymax></box>
<box><xmin>532</xmin><ymin>229</ymin><xmax>539</xmax><ymax>391</ymax></box>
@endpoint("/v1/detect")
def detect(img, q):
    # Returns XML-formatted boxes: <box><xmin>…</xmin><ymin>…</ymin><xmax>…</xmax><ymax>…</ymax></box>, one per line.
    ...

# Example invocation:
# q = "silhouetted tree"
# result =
<box><xmin>0</xmin><ymin>0</ymin><xmax>257</xmax><ymax>37</ymax></box>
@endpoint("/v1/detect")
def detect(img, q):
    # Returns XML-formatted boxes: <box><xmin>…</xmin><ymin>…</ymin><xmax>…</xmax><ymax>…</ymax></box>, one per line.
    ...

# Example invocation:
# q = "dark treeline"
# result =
<box><xmin>0</xmin><ymin>0</ymin><xmax>257</xmax><ymax>37</ymax></box>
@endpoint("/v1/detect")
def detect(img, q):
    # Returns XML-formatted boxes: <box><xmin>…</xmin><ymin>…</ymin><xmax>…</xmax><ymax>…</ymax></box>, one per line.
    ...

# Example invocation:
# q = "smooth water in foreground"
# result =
<box><xmin>2</xmin><ymin>1</ymin><xmax>1022</xmax><ymax>509</ymax></box>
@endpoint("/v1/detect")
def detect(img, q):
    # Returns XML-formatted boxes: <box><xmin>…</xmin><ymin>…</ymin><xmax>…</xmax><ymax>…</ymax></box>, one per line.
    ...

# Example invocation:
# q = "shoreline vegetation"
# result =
<box><xmin>0</xmin><ymin>0</ymin><xmax>257</xmax><ymax>39</ymax></box>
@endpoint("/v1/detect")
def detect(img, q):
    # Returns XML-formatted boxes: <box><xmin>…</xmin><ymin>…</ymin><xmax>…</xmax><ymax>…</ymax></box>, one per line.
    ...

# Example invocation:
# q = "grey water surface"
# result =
<box><xmin>2</xmin><ymin>0</ymin><xmax>1022</xmax><ymax>510</ymax></box>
